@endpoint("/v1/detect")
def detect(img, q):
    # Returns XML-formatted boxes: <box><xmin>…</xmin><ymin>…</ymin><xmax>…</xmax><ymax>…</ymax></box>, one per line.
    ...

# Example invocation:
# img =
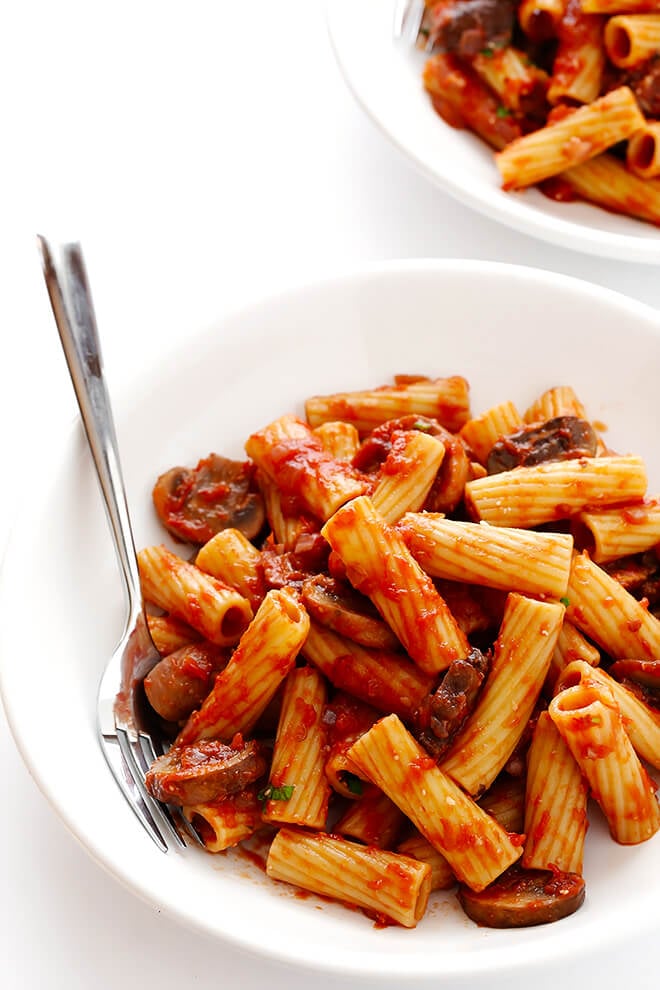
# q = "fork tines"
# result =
<box><xmin>393</xmin><ymin>0</ymin><xmax>427</xmax><ymax>46</ymax></box>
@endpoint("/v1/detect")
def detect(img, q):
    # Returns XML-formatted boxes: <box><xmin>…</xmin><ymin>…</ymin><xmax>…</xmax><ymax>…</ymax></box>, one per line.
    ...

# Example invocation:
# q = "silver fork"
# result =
<box><xmin>393</xmin><ymin>0</ymin><xmax>430</xmax><ymax>47</ymax></box>
<box><xmin>38</xmin><ymin>236</ymin><xmax>196</xmax><ymax>853</ymax></box>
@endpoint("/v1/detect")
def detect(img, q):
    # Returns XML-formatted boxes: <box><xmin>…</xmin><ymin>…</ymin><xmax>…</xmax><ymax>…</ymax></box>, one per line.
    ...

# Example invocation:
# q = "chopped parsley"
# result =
<box><xmin>560</xmin><ymin>596</ymin><xmax>571</xmax><ymax>608</ymax></box>
<box><xmin>342</xmin><ymin>773</ymin><xmax>364</xmax><ymax>796</ymax></box>
<box><xmin>480</xmin><ymin>47</ymin><xmax>494</xmax><ymax>58</ymax></box>
<box><xmin>258</xmin><ymin>784</ymin><xmax>295</xmax><ymax>802</ymax></box>
<box><xmin>496</xmin><ymin>105</ymin><xmax>511</xmax><ymax>119</ymax></box>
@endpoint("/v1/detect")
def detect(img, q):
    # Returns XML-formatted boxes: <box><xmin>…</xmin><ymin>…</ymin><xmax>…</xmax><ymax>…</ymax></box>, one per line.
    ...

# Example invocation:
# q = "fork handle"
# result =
<box><xmin>38</xmin><ymin>236</ymin><xmax>142</xmax><ymax>622</ymax></box>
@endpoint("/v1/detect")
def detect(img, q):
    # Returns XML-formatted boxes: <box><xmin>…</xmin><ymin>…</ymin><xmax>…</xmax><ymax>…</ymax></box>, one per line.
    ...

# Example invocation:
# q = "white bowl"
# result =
<box><xmin>327</xmin><ymin>0</ymin><xmax>660</xmax><ymax>264</ymax></box>
<box><xmin>1</xmin><ymin>261</ymin><xmax>659</xmax><ymax>982</ymax></box>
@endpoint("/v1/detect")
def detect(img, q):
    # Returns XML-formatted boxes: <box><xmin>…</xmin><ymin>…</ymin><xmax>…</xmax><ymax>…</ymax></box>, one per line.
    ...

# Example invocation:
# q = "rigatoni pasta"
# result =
<box><xmin>523</xmin><ymin>385</ymin><xmax>588</xmax><ymax>423</ymax></box>
<box><xmin>556</xmin><ymin>660</ymin><xmax>660</xmax><ymax>769</ymax></box>
<box><xmin>266</xmin><ymin>828</ymin><xmax>432</xmax><ymax>928</ymax></box>
<box><xmin>548</xmin><ymin>0</ymin><xmax>606</xmax><ymax>105</ymax></box>
<box><xmin>246</xmin><ymin>414</ymin><xmax>366</xmax><ymax>521</ymax></box>
<box><xmin>398</xmin><ymin>515</ymin><xmax>573</xmax><ymax>599</ymax></box>
<box><xmin>566</xmin><ymin>550</ymin><xmax>660</xmax><ymax>661</ymax></box>
<box><xmin>547</xmin><ymin>619</ymin><xmax>601</xmax><ymax>689</ymax></box>
<box><xmin>440</xmin><ymin>594</ymin><xmax>564</xmax><ymax>795</ymax></box>
<box><xmin>138</xmin><ymin>544</ymin><xmax>254</xmax><ymax>646</ymax></box>
<box><xmin>176</xmin><ymin>588</ymin><xmax>309</xmax><ymax>745</ymax></box>
<box><xmin>459</xmin><ymin>400</ymin><xmax>523</xmax><ymax>465</ymax></box>
<box><xmin>561</xmin><ymin>153</ymin><xmax>660</xmax><ymax>225</ymax></box>
<box><xmin>183</xmin><ymin>788</ymin><xmax>263</xmax><ymax>852</ymax></box>
<box><xmin>261</xmin><ymin>666</ymin><xmax>331</xmax><ymax>829</ymax></box>
<box><xmin>523</xmin><ymin>712</ymin><xmax>588</xmax><ymax>873</ymax></box>
<box><xmin>195</xmin><ymin>528</ymin><xmax>266</xmax><ymax>610</ymax></box>
<box><xmin>347</xmin><ymin>714</ymin><xmax>523</xmax><ymax>891</ymax></box>
<box><xmin>627</xmin><ymin>121</ymin><xmax>660</xmax><ymax>177</ymax></box>
<box><xmin>140</xmin><ymin>370</ymin><xmax>660</xmax><ymax>930</ymax></box>
<box><xmin>495</xmin><ymin>87</ymin><xmax>644</xmax><ymax>190</ymax></box>
<box><xmin>305</xmin><ymin>375</ymin><xmax>470</xmax><ymax>434</ymax></box>
<box><xmin>604</xmin><ymin>14</ymin><xmax>660</xmax><ymax>66</ymax></box>
<box><xmin>321</xmin><ymin>495</ymin><xmax>469</xmax><ymax>675</ymax></box>
<box><xmin>370</xmin><ymin>430</ymin><xmax>445</xmax><ymax>523</ymax></box>
<box><xmin>334</xmin><ymin>785</ymin><xmax>406</xmax><ymax>849</ymax></box>
<box><xmin>549</xmin><ymin>678</ymin><xmax>660</xmax><ymax>843</ymax></box>
<box><xmin>396</xmin><ymin>831</ymin><xmax>456</xmax><ymax>891</ymax></box>
<box><xmin>302</xmin><ymin>620</ymin><xmax>432</xmax><ymax>720</ymax></box>
<box><xmin>465</xmin><ymin>456</ymin><xmax>647</xmax><ymax>528</ymax></box>
<box><xmin>573</xmin><ymin>500</ymin><xmax>660</xmax><ymax>562</ymax></box>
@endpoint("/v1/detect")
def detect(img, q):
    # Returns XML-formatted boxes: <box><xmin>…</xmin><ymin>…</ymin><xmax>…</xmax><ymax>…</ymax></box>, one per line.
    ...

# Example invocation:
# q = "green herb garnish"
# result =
<box><xmin>258</xmin><ymin>784</ymin><xmax>295</xmax><ymax>802</ymax></box>
<box><xmin>560</xmin><ymin>596</ymin><xmax>570</xmax><ymax>607</ymax></box>
<box><xmin>496</xmin><ymin>105</ymin><xmax>511</xmax><ymax>119</ymax></box>
<box><xmin>480</xmin><ymin>47</ymin><xmax>494</xmax><ymax>57</ymax></box>
<box><xmin>343</xmin><ymin>773</ymin><xmax>364</xmax><ymax>796</ymax></box>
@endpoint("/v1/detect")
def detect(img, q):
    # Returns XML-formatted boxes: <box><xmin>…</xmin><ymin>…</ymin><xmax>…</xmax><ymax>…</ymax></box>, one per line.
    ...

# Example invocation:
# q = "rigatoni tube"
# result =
<box><xmin>441</xmin><ymin>594</ymin><xmax>564</xmax><ymax>795</ymax></box>
<box><xmin>245</xmin><ymin>414</ymin><xmax>366</xmax><ymax>521</ymax></box>
<box><xmin>305</xmin><ymin>376</ymin><xmax>470</xmax><ymax>434</ymax></box>
<box><xmin>566</xmin><ymin>551</ymin><xmax>660</xmax><ymax>662</ymax></box>
<box><xmin>549</xmin><ymin>679</ymin><xmax>660</xmax><ymax>844</ymax></box>
<box><xmin>556</xmin><ymin>659</ymin><xmax>660</xmax><ymax>769</ymax></box>
<box><xmin>573</xmin><ymin>500</ymin><xmax>660</xmax><ymax>563</ymax></box>
<box><xmin>604</xmin><ymin>14</ymin><xmax>660</xmax><ymax>67</ymax></box>
<box><xmin>465</xmin><ymin>455</ymin><xmax>647</xmax><ymax>528</ymax></box>
<box><xmin>459</xmin><ymin>400</ymin><xmax>523</xmax><ymax>465</ymax></box>
<box><xmin>561</xmin><ymin>154</ymin><xmax>660</xmax><ymax>226</ymax></box>
<box><xmin>347</xmin><ymin>714</ymin><xmax>523</xmax><ymax>891</ymax></box>
<box><xmin>177</xmin><ymin>588</ymin><xmax>309</xmax><ymax>744</ymax></box>
<box><xmin>628</xmin><ymin>122</ymin><xmax>660</xmax><ymax>179</ymax></box>
<box><xmin>334</xmin><ymin>786</ymin><xmax>406</xmax><ymax>849</ymax></box>
<box><xmin>396</xmin><ymin>831</ymin><xmax>456</xmax><ymax>891</ymax></box>
<box><xmin>302</xmin><ymin>621</ymin><xmax>432</xmax><ymax>720</ymax></box>
<box><xmin>495</xmin><ymin>87</ymin><xmax>644</xmax><ymax>190</ymax></box>
<box><xmin>523</xmin><ymin>712</ymin><xmax>588</xmax><ymax>873</ymax></box>
<box><xmin>523</xmin><ymin>385</ymin><xmax>587</xmax><ymax>423</ymax></box>
<box><xmin>138</xmin><ymin>544</ymin><xmax>253</xmax><ymax>646</ymax></box>
<box><xmin>195</xmin><ymin>528</ymin><xmax>266</xmax><ymax>610</ymax></box>
<box><xmin>371</xmin><ymin>431</ymin><xmax>445</xmax><ymax>524</ymax></box>
<box><xmin>266</xmin><ymin>828</ymin><xmax>432</xmax><ymax>928</ymax></box>
<box><xmin>322</xmin><ymin>496</ymin><xmax>468</xmax><ymax>675</ymax></box>
<box><xmin>262</xmin><ymin>666</ymin><xmax>331</xmax><ymax>829</ymax></box>
<box><xmin>398</xmin><ymin>515</ymin><xmax>573</xmax><ymax>599</ymax></box>
<box><xmin>182</xmin><ymin>788</ymin><xmax>263</xmax><ymax>852</ymax></box>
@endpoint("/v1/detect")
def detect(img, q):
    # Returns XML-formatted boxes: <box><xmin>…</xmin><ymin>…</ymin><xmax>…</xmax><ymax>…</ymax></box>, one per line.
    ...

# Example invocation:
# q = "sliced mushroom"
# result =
<box><xmin>144</xmin><ymin>642</ymin><xmax>228</xmax><ymax>722</ymax></box>
<box><xmin>415</xmin><ymin>648</ymin><xmax>489</xmax><ymax>760</ymax></box>
<box><xmin>427</xmin><ymin>0</ymin><xmax>515</xmax><ymax>57</ymax></box>
<box><xmin>486</xmin><ymin>417</ymin><xmax>598</xmax><ymax>475</ymax></box>
<box><xmin>145</xmin><ymin>737</ymin><xmax>266</xmax><ymax>806</ymax></box>
<box><xmin>610</xmin><ymin>659</ymin><xmax>660</xmax><ymax>693</ymax></box>
<box><xmin>603</xmin><ymin>552</ymin><xmax>660</xmax><ymax>608</ymax></box>
<box><xmin>152</xmin><ymin>454</ymin><xmax>265</xmax><ymax>544</ymax></box>
<box><xmin>458</xmin><ymin>867</ymin><xmax>585</xmax><ymax>927</ymax></box>
<box><xmin>301</xmin><ymin>575</ymin><xmax>399</xmax><ymax>650</ymax></box>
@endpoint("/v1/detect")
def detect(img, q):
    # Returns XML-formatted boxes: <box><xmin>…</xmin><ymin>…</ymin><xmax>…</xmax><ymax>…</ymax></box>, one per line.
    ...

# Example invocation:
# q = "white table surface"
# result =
<box><xmin>1</xmin><ymin>2</ymin><xmax>658</xmax><ymax>987</ymax></box>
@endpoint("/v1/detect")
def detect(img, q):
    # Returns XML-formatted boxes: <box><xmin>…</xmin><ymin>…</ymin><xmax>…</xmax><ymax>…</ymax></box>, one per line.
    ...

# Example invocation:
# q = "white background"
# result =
<box><xmin>1</xmin><ymin>2</ymin><xmax>659</xmax><ymax>987</ymax></box>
